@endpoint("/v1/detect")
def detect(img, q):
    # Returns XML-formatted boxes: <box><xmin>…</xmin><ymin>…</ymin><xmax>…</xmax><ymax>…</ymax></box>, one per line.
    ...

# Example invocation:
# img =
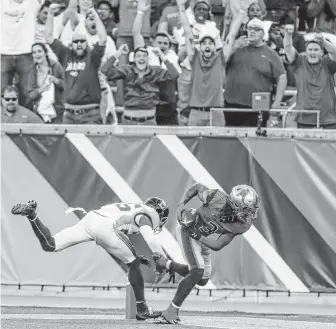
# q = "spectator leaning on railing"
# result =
<box><xmin>101</xmin><ymin>43</ymin><xmax>179</xmax><ymax>126</ymax></box>
<box><xmin>132</xmin><ymin>0</ymin><xmax>181</xmax><ymax>126</ymax></box>
<box><xmin>45</xmin><ymin>4</ymin><xmax>107</xmax><ymax>124</ymax></box>
<box><xmin>1</xmin><ymin>86</ymin><xmax>44</xmax><ymax>124</ymax></box>
<box><xmin>284</xmin><ymin>26</ymin><xmax>336</xmax><ymax>129</ymax></box>
<box><xmin>224</xmin><ymin>18</ymin><xmax>287</xmax><ymax>127</ymax></box>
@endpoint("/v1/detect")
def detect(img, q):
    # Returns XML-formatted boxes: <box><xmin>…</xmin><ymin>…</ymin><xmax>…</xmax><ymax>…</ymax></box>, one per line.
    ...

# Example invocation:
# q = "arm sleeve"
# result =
<box><xmin>139</xmin><ymin>225</ymin><xmax>165</xmax><ymax>255</ymax></box>
<box><xmin>182</xmin><ymin>183</ymin><xmax>212</xmax><ymax>204</ymax></box>
<box><xmin>324</xmin><ymin>55</ymin><xmax>336</xmax><ymax>74</ymax></box>
<box><xmin>154</xmin><ymin>60</ymin><xmax>179</xmax><ymax>82</ymax></box>
<box><xmin>92</xmin><ymin>43</ymin><xmax>106</xmax><ymax>68</ymax></box>
<box><xmin>101</xmin><ymin>56</ymin><xmax>128</xmax><ymax>81</ymax></box>
<box><xmin>50</xmin><ymin>39</ymin><xmax>70</xmax><ymax>63</ymax></box>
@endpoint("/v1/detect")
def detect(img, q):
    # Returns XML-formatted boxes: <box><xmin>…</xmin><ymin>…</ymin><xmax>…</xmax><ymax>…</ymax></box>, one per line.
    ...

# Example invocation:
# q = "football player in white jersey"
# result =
<box><xmin>11</xmin><ymin>197</ymin><xmax>169</xmax><ymax>320</ymax></box>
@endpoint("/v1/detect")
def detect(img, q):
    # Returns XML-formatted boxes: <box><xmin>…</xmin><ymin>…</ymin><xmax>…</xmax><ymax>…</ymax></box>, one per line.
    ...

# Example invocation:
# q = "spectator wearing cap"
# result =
<box><xmin>45</xmin><ymin>5</ymin><xmax>107</xmax><ymax>124</ymax></box>
<box><xmin>175</xmin><ymin>0</ymin><xmax>222</xmax><ymax>124</ymax></box>
<box><xmin>133</xmin><ymin>0</ymin><xmax>181</xmax><ymax>125</ymax></box>
<box><xmin>284</xmin><ymin>27</ymin><xmax>336</xmax><ymax>129</ymax></box>
<box><xmin>101</xmin><ymin>43</ymin><xmax>179</xmax><ymax>125</ymax></box>
<box><xmin>96</xmin><ymin>0</ymin><xmax>118</xmax><ymax>41</ymax></box>
<box><xmin>224</xmin><ymin>17</ymin><xmax>287</xmax><ymax>127</ymax></box>
<box><xmin>1</xmin><ymin>86</ymin><xmax>44</xmax><ymax>124</ymax></box>
<box><xmin>1</xmin><ymin>0</ymin><xmax>45</xmax><ymax>106</ymax></box>
<box><xmin>178</xmin><ymin>0</ymin><xmax>238</xmax><ymax>126</ymax></box>
<box><xmin>115</xmin><ymin>0</ymin><xmax>152</xmax><ymax>107</ymax></box>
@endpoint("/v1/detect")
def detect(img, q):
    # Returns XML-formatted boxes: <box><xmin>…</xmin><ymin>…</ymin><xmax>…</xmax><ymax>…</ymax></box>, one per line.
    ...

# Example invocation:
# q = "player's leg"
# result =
<box><xmin>161</xmin><ymin>224</ymin><xmax>205</xmax><ymax>324</ymax></box>
<box><xmin>11</xmin><ymin>201</ymin><xmax>92</xmax><ymax>252</ymax></box>
<box><xmin>197</xmin><ymin>245</ymin><xmax>212</xmax><ymax>287</ymax></box>
<box><xmin>96</xmin><ymin>227</ymin><xmax>161</xmax><ymax>320</ymax></box>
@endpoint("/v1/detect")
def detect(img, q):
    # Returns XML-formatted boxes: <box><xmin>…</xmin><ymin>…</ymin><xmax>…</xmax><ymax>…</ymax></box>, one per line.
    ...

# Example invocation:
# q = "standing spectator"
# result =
<box><xmin>45</xmin><ymin>4</ymin><xmax>107</xmax><ymax>124</ymax></box>
<box><xmin>306</xmin><ymin>0</ymin><xmax>336</xmax><ymax>34</ymax></box>
<box><xmin>175</xmin><ymin>0</ymin><xmax>222</xmax><ymax>125</ymax></box>
<box><xmin>263</xmin><ymin>0</ymin><xmax>298</xmax><ymax>24</ymax></box>
<box><xmin>158</xmin><ymin>0</ymin><xmax>181</xmax><ymax>41</ymax></box>
<box><xmin>115</xmin><ymin>0</ymin><xmax>152</xmax><ymax>106</ymax></box>
<box><xmin>178</xmin><ymin>0</ymin><xmax>237</xmax><ymax>126</ymax></box>
<box><xmin>1</xmin><ymin>86</ymin><xmax>44</xmax><ymax>124</ymax></box>
<box><xmin>133</xmin><ymin>0</ymin><xmax>181</xmax><ymax>125</ymax></box>
<box><xmin>96</xmin><ymin>0</ymin><xmax>118</xmax><ymax>41</ymax></box>
<box><xmin>284</xmin><ymin>27</ymin><xmax>336</xmax><ymax>129</ymax></box>
<box><xmin>224</xmin><ymin>18</ymin><xmax>287</xmax><ymax>127</ymax></box>
<box><xmin>101</xmin><ymin>44</ymin><xmax>179</xmax><ymax>125</ymax></box>
<box><xmin>1</xmin><ymin>0</ymin><xmax>43</xmax><ymax>106</ymax></box>
<box><xmin>26</xmin><ymin>43</ymin><xmax>65</xmax><ymax>123</ymax></box>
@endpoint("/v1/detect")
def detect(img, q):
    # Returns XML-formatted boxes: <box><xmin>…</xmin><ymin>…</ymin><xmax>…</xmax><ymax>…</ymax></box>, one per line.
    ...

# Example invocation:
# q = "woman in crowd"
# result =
<box><xmin>26</xmin><ymin>42</ymin><xmax>65</xmax><ymax>123</ymax></box>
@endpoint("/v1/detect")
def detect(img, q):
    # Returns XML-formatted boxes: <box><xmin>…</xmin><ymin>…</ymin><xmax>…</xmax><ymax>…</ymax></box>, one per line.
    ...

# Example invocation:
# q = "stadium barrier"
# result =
<box><xmin>2</xmin><ymin>125</ymin><xmax>336</xmax><ymax>295</ymax></box>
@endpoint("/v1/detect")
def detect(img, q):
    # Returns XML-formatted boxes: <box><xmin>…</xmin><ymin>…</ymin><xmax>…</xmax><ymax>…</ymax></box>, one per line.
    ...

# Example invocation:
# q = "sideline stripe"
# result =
<box><xmin>64</xmin><ymin>134</ymin><xmax>220</xmax><ymax>288</ymax></box>
<box><xmin>157</xmin><ymin>134</ymin><xmax>309</xmax><ymax>293</ymax></box>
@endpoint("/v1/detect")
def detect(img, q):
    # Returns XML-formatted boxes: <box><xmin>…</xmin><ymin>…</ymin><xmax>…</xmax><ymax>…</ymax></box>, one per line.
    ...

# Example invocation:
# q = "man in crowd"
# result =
<box><xmin>115</xmin><ymin>0</ymin><xmax>152</xmax><ymax>107</ymax></box>
<box><xmin>1</xmin><ymin>86</ymin><xmax>44</xmax><ymax>124</ymax></box>
<box><xmin>11</xmin><ymin>197</ymin><xmax>169</xmax><ymax>320</ymax></box>
<box><xmin>154</xmin><ymin>183</ymin><xmax>260</xmax><ymax>323</ymax></box>
<box><xmin>1</xmin><ymin>0</ymin><xmax>43</xmax><ymax>106</ymax></box>
<box><xmin>284</xmin><ymin>26</ymin><xmax>336</xmax><ymax>129</ymax></box>
<box><xmin>224</xmin><ymin>18</ymin><xmax>287</xmax><ymax>127</ymax></box>
<box><xmin>174</xmin><ymin>0</ymin><xmax>222</xmax><ymax>125</ymax></box>
<box><xmin>101</xmin><ymin>43</ymin><xmax>179</xmax><ymax>125</ymax></box>
<box><xmin>133</xmin><ymin>0</ymin><xmax>181</xmax><ymax>125</ymax></box>
<box><xmin>96</xmin><ymin>0</ymin><xmax>118</xmax><ymax>41</ymax></box>
<box><xmin>45</xmin><ymin>4</ymin><xmax>106</xmax><ymax>124</ymax></box>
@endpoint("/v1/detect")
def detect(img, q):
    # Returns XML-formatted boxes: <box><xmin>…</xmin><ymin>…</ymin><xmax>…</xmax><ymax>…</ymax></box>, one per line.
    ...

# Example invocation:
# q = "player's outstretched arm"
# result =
<box><xmin>198</xmin><ymin>232</ymin><xmax>235</xmax><ymax>251</ymax></box>
<box><xmin>181</xmin><ymin>183</ymin><xmax>210</xmax><ymax>205</ymax></box>
<box><xmin>138</xmin><ymin>215</ymin><xmax>165</xmax><ymax>256</ymax></box>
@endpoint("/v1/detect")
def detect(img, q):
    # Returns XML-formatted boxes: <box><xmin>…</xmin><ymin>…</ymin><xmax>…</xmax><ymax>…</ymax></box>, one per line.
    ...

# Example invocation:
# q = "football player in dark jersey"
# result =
<box><xmin>154</xmin><ymin>183</ymin><xmax>260</xmax><ymax>324</ymax></box>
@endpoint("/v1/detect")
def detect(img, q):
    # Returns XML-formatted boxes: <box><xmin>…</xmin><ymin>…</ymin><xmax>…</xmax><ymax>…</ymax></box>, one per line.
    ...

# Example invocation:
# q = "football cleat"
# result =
<box><xmin>136</xmin><ymin>307</ymin><xmax>162</xmax><ymax>320</ymax></box>
<box><xmin>160</xmin><ymin>303</ymin><xmax>181</xmax><ymax>324</ymax></box>
<box><xmin>11</xmin><ymin>200</ymin><xmax>37</xmax><ymax>219</ymax></box>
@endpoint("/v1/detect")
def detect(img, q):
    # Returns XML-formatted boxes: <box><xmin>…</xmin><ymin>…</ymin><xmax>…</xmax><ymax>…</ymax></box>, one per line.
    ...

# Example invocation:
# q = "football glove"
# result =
<box><xmin>152</xmin><ymin>252</ymin><xmax>169</xmax><ymax>277</ymax></box>
<box><xmin>138</xmin><ymin>255</ymin><xmax>151</xmax><ymax>267</ymax></box>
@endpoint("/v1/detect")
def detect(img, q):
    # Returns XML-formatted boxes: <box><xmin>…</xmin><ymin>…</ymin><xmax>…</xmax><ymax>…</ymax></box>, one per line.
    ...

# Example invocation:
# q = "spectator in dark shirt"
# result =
<box><xmin>27</xmin><ymin>42</ymin><xmax>65</xmax><ymax>123</ymax></box>
<box><xmin>284</xmin><ymin>26</ymin><xmax>336</xmax><ymax>129</ymax></box>
<box><xmin>45</xmin><ymin>4</ymin><xmax>106</xmax><ymax>124</ymax></box>
<box><xmin>1</xmin><ymin>86</ymin><xmax>44</xmax><ymax>124</ymax></box>
<box><xmin>96</xmin><ymin>0</ymin><xmax>118</xmax><ymax>41</ymax></box>
<box><xmin>224</xmin><ymin>18</ymin><xmax>287</xmax><ymax>127</ymax></box>
<box><xmin>133</xmin><ymin>0</ymin><xmax>181</xmax><ymax>125</ymax></box>
<box><xmin>102</xmin><ymin>44</ymin><xmax>179</xmax><ymax>125</ymax></box>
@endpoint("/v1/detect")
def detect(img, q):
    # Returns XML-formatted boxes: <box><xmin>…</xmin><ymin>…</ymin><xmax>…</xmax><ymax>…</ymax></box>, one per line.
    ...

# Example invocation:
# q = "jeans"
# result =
<box><xmin>189</xmin><ymin>108</ymin><xmax>225</xmax><ymax>127</ymax></box>
<box><xmin>1</xmin><ymin>53</ymin><xmax>33</xmax><ymax>106</ymax></box>
<box><xmin>63</xmin><ymin>108</ymin><xmax>102</xmax><ymax>124</ymax></box>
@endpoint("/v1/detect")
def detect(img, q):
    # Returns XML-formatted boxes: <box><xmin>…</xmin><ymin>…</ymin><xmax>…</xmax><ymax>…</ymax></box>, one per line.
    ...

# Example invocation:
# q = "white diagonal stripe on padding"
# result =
<box><xmin>157</xmin><ymin>134</ymin><xmax>309</xmax><ymax>293</ymax></box>
<box><xmin>66</xmin><ymin>134</ymin><xmax>216</xmax><ymax>289</ymax></box>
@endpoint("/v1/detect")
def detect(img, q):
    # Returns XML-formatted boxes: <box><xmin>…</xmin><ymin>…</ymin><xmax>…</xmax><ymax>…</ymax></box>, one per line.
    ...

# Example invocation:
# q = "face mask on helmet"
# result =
<box><xmin>144</xmin><ymin>197</ymin><xmax>169</xmax><ymax>234</ymax></box>
<box><xmin>229</xmin><ymin>185</ymin><xmax>260</xmax><ymax>221</ymax></box>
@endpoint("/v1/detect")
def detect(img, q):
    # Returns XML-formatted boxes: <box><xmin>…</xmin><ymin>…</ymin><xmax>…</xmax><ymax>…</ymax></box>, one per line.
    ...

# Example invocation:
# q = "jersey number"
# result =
<box><xmin>198</xmin><ymin>221</ymin><xmax>218</xmax><ymax>236</ymax></box>
<box><xmin>116</xmin><ymin>203</ymin><xmax>141</xmax><ymax>212</ymax></box>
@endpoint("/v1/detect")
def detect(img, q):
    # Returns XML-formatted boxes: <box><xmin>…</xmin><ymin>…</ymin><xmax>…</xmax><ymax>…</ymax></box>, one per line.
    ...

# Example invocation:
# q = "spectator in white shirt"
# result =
<box><xmin>1</xmin><ymin>0</ymin><xmax>43</xmax><ymax>106</ymax></box>
<box><xmin>132</xmin><ymin>0</ymin><xmax>181</xmax><ymax>125</ymax></box>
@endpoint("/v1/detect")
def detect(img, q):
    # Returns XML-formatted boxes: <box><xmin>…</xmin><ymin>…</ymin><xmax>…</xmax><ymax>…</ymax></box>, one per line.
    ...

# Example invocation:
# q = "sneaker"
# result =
<box><xmin>11</xmin><ymin>200</ymin><xmax>37</xmax><ymax>219</ymax></box>
<box><xmin>136</xmin><ymin>307</ymin><xmax>162</xmax><ymax>320</ymax></box>
<box><xmin>160</xmin><ymin>303</ymin><xmax>180</xmax><ymax>324</ymax></box>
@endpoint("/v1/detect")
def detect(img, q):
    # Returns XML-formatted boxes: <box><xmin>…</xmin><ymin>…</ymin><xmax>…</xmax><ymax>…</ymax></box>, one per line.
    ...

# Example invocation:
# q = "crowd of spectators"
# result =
<box><xmin>2</xmin><ymin>0</ymin><xmax>336</xmax><ymax>129</ymax></box>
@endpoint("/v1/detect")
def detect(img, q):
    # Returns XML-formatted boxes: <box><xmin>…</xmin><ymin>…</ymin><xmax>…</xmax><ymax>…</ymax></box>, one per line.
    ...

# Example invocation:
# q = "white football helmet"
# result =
<box><xmin>230</xmin><ymin>185</ymin><xmax>260</xmax><ymax>220</ymax></box>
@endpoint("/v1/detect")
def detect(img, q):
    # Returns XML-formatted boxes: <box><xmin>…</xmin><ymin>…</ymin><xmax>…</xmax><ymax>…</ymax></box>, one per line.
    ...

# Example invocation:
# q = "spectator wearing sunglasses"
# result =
<box><xmin>45</xmin><ymin>5</ymin><xmax>107</xmax><ymax>124</ymax></box>
<box><xmin>224</xmin><ymin>18</ymin><xmax>287</xmax><ymax>127</ymax></box>
<box><xmin>1</xmin><ymin>86</ymin><xmax>44</xmax><ymax>124</ymax></box>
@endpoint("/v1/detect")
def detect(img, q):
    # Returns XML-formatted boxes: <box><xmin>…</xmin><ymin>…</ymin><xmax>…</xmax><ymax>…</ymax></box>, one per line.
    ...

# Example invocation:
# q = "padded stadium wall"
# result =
<box><xmin>1</xmin><ymin>127</ymin><xmax>336</xmax><ymax>292</ymax></box>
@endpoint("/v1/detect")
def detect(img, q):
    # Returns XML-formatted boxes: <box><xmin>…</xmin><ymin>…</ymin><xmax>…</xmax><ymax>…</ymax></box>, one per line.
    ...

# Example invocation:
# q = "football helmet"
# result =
<box><xmin>144</xmin><ymin>197</ymin><xmax>169</xmax><ymax>234</ymax></box>
<box><xmin>229</xmin><ymin>185</ymin><xmax>260</xmax><ymax>221</ymax></box>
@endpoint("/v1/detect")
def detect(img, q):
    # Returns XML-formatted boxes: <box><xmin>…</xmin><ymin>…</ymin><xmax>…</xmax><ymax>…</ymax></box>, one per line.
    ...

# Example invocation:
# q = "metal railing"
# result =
<box><xmin>210</xmin><ymin>108</ymin><xmax>320</xmax><ymax>129</ymax></box>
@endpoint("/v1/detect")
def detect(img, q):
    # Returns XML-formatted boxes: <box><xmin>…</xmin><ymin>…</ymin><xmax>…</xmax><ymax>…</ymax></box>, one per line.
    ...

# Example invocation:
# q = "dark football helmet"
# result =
<box><xmin>144</xmin><ymin>197</ymin><xmax>169</xmax><ymax>234</ymax></box>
